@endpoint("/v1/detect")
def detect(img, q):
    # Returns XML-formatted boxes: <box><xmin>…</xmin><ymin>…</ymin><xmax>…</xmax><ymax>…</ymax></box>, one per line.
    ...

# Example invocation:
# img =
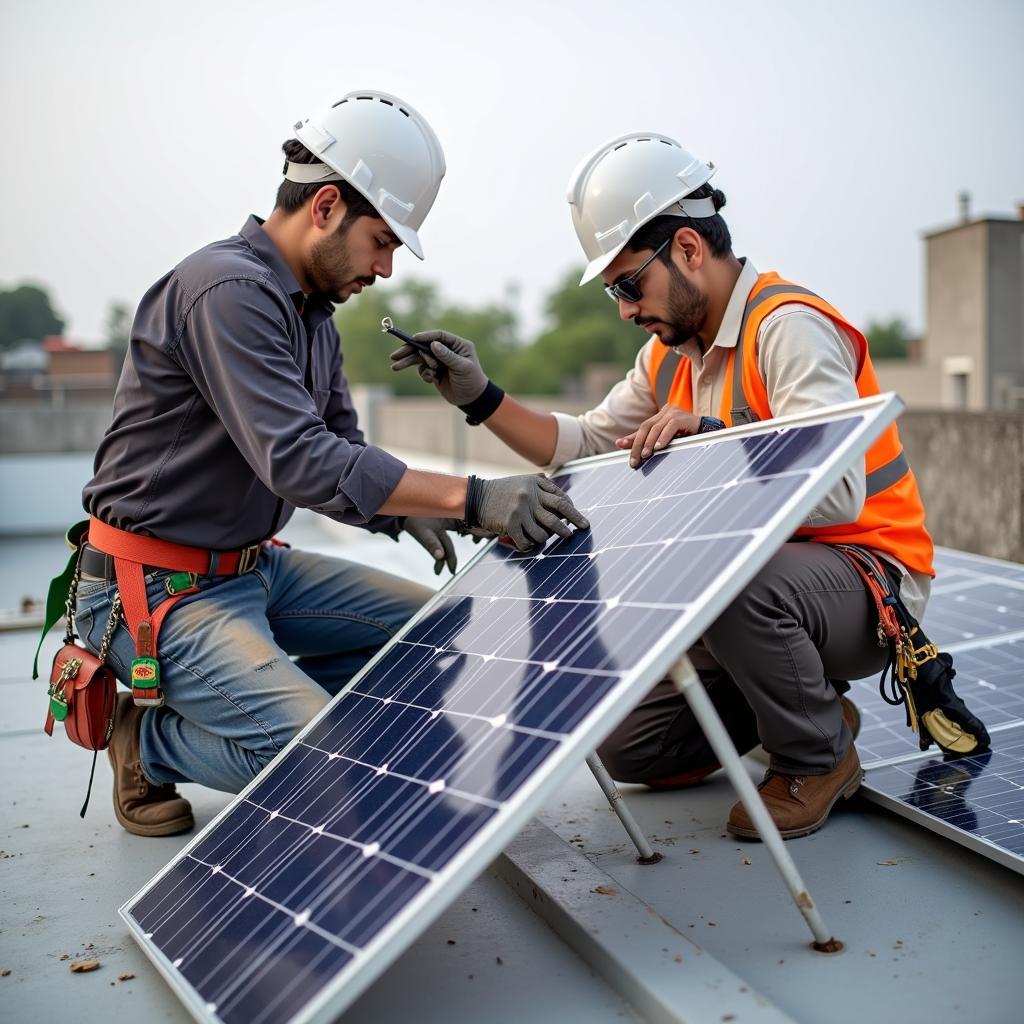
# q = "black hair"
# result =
<box><xmin>626</xmin><ymin>182</ymin><xmax>732</xmax><ymax>259</ymax></box>
<box><xmin>274</xmin><ymin>138</ymin><xmax>379</xmax><ymax>227</ymax></box>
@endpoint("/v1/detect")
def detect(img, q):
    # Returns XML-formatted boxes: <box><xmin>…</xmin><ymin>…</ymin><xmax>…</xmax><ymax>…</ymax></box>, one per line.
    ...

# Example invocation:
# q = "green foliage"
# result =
<box><xmin>866</xmin><ymin>317</ymin><xmax>911</xmax><ymax>360</ymax></box>
<box><xmin>0</xmin><ymin>283</ymin><xmax>64</xmax><ymax>351</ymax></box>
<box><xmin>334</xmin><ymin>279</ymin><xmax>521</xmax><ymax>395</ymax></box>
<box><xmin>333</xmin><ymin>267</ymin><xmax>643</xmax><ymax>396</ymax></box>
<box><xmin>503</xmin><ymin>267</ymin><xmax>640</xmax><ymax>394</ymax></box>
<box><xmin>105</xmin><ymin>301</ymin><xmax>133</xmax><ymax>370</ymax></box>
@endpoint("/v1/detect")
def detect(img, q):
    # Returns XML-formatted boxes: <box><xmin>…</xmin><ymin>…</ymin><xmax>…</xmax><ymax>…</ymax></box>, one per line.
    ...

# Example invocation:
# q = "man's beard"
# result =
<box><xmin>307</xmin><ymin>222</ymin><xmax>373</xmax><ymax>303</ymax></box>
<box><xmin>644</xmin><ymin>261</ymin><xmax>708</xmax><ymax>347</ymax></box>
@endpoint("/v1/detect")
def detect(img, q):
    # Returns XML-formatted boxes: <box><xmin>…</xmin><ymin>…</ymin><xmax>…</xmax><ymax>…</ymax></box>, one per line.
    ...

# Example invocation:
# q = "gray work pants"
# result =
<box><xmin>598</xmin><ymin>541</ymin><xmax>889</xmax><ymax>780</ymax></box>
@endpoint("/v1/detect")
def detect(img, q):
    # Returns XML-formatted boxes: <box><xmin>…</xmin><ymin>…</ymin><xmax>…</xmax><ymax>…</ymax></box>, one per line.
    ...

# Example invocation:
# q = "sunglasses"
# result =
<box><xmin>604</xmin><ymin>238</ymin><xmax>670</xmax><ymax>303</ymax></box>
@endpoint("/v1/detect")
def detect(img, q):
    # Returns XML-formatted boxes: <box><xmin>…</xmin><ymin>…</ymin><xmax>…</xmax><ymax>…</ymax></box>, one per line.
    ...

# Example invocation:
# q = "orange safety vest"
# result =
<box><xmin>647</xmin><ymin>272</ymin><xmax>935</xmax><ymax>576</ymax></box>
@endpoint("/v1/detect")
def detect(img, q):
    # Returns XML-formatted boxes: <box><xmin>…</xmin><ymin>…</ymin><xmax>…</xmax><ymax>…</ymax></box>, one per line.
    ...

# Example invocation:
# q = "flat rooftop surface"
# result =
<box><xmin>2</xmin><ymin>498</ymin><xmax>1022</xmax><ymax>1023</ymax></box>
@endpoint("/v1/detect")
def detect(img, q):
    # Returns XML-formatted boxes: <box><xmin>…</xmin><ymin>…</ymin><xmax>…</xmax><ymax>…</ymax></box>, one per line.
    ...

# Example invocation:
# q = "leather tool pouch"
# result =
<box><xmin>45</xmin><ymin>644</ymin><xmax>116</xmax><ymax>751</ymax></box>
<box><xmin>838</xmin><ymin>544</ymin><xmax>991</xmax><ymax>757</ymax></box>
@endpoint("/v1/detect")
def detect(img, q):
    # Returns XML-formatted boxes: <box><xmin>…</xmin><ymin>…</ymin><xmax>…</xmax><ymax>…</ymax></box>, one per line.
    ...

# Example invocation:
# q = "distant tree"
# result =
<box><xmin>866</xmin><ymin>317</ymin><xmax>911</xmax><ymax>359</ymax></box>
<box><xmin>105</xmin><ymin>301</ymin><xmax>133</xmax><ymax>370</ymax></box>
<box><xmin>0</xmin><ymin>283</ymin><xmax>65</xmax><ymax>351</ymax></box>
<box><xmin>503</xmin><ymin>266</ymin><xmax>639</xmax><ymax>394</ymax></box>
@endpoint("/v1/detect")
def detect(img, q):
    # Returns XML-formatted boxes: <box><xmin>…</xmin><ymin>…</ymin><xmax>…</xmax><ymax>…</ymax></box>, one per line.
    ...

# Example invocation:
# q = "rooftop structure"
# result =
<box><xmin>875</xmin><ymin>198</ymin><xmax>1024</xmax><ymax>411</ymax></box>
<box><xmin>3</xmin><ymin>496</ymin><xmax>1022</xmax><ymax>1024</ymax></box>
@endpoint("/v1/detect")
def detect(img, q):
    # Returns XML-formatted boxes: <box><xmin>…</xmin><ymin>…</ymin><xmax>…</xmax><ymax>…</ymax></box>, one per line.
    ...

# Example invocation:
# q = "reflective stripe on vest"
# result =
<box><xmin>654</xmin><ymin>349</ymin><xmax>684</xmax><ymax>408</ymax></box>
<box><xmin>646</xmin><ymin>272</ymin><xmax>935</xmax><ymax>576</ymax></box>
<box><xmin>865</xmin><ymin>450</ymin><xmax>910</xmax><ymax>497</ymax></box>
<box><xmin>731</xmin><ymin>283</ymin><xmax>820</xmax><ymax>425</ymax></box>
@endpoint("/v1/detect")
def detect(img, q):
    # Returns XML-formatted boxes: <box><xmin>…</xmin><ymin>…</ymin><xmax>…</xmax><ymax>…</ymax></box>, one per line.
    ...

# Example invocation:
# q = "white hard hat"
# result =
<box><xmin>567</xmin><ymin>133</ymin><xmax>717</xmax><ymax>284</ymax></box>
<box><xmin>289</xmin><ymin>90</ymin><xmax>446</xmax><ymax>260</ymax></box>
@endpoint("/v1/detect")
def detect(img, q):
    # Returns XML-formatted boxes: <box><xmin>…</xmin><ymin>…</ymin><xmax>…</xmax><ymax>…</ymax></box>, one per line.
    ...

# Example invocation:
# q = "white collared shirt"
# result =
<box><xmin>549</xmin><ymin>258</ymin><xmax>929</xmax><ymax>616</ymax></box>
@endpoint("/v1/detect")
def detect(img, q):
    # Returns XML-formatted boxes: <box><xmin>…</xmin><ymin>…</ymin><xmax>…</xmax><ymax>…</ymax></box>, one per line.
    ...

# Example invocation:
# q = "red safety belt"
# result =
<box><xmin>87</xmin><ymin>517</ymin><xmax>262</xmax><ymax>706</ymax></box>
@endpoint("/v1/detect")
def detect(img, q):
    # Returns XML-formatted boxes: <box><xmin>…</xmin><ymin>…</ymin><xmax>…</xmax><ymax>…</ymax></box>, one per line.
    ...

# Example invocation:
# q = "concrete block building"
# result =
<box><xmin>876</xmin><ymin>199</ymin><xmax>1024</xmax><ymax>410</ymax></box>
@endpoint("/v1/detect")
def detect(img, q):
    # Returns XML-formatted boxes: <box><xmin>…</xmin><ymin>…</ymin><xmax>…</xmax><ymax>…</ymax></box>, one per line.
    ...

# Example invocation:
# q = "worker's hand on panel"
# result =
<box><xmin>616</xmin><ymin>405</ymin><xmax>702</xmax><ymax>468</ymax></box>
<box><xmin>467</xmin><ymin>475</ymin><xmax>590</xmax><ymax>553</ymax></box>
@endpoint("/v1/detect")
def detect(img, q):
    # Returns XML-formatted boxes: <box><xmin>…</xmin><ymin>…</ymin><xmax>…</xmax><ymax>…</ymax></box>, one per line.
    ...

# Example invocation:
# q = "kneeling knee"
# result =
<box><xmin>597</xmin><ymin>736</ymin><xmax>660</xmax><ymax>785</ymax></box>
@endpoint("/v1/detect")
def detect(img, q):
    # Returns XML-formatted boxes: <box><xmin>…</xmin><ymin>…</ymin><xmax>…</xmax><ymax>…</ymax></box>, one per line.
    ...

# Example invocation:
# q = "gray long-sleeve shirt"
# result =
<box><xmin>84</xmin><ymin>216</ymin><xmax>407</xmax><ymax>548</ymax></box>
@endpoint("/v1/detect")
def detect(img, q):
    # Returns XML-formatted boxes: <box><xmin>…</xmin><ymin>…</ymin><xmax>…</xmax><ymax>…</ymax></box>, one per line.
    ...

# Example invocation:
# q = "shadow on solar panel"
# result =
<box><xmin>121</xmin><ymin>396</ymin><xmax>902</xmax><ymax>1024</ymax></box>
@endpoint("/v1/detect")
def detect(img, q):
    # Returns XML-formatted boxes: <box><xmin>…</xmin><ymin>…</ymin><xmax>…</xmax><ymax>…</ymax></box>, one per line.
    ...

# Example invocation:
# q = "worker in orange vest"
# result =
<box><xmin>391</xmin><ymin>132</ymin><xmax>935</xmax><ymax>841</ymax></box>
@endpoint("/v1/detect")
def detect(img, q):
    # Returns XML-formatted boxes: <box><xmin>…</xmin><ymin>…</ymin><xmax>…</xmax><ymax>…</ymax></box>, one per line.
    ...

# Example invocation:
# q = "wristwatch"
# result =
<box><xmin>697</xmin><ymin>416</ymin><xmax>726</xmax><ymax>433</ymax></box>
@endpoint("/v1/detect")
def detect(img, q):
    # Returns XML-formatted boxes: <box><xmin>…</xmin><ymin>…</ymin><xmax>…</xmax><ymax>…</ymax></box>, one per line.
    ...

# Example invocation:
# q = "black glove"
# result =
<box><xmin>464</xmin><ymin>474</ymin><xmax>590</xmax><ymax>552</ymax></box>
<box><xmin>404</xmin><ymin>516</ymin><xmax>460</xmax><ymax>576</ymax></box>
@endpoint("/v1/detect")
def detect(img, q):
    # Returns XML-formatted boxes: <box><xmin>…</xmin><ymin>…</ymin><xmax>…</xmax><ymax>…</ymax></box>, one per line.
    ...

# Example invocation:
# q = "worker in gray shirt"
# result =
<box><xmin>392</xmin><ymin>133</ymin><xmax>935</xmax><ymax>842</ymax></box>
<box><xmin>74</xmin><ymin>91</ymin><xmax>588</xmax><ymax>837</ymax></box>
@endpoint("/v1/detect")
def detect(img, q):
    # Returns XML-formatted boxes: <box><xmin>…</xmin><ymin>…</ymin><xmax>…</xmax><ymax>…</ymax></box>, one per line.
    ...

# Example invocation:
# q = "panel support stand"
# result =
<box><xmin>670</xmin><ymin>654</ymin><xmax>843</xmax><ymax>953</ymax></box>
<box><xmin>586</xmin><ymin>753</ymin><xmax>663</xmax><ymax>864</ymax></box>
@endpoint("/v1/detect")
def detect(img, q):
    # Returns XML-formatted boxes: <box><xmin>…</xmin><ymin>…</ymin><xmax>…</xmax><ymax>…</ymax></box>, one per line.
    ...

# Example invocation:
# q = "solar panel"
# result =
<box><xmin>928</xmin><ymin>547</ymin><xmax>1024</xmax><ymax>585</ymax></box>
<box><xmin>920</xmin><ymin>580</ymin><xmax>1024</xmax><ymax>644</ymax></box>
<box><xmin>121</xmin><ymin>396</ymin><xmax>901</xmax><ymax>1024</ymax></box>
<box><xmin>862</xmin><ymin>724</ymin><xmax>1024</xmax><ymax>876</ymax></box>
<box><xmin>851</xmin><ymin>547</ymin><xmax>1024</xmax><ymax>874</ymax></box>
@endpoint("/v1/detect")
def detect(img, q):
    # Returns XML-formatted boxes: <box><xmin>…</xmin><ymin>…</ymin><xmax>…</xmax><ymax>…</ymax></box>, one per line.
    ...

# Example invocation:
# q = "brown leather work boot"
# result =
<box><xmin>726</xmin><ymin>740</ymin><xmax>863</xmax><ymax>840</ymax></box>
<box><xmin>108</xmin><ymin>692</ymin><xmax>194</xmax><ymax>837</ymax></box>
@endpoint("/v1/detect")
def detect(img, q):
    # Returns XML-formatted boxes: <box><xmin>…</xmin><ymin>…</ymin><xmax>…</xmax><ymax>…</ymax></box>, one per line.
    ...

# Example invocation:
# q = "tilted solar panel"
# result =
<box><xmin>121</xmin><ymin>396</ymin><xmax>900</xmax><ymax>1024</ymax></box>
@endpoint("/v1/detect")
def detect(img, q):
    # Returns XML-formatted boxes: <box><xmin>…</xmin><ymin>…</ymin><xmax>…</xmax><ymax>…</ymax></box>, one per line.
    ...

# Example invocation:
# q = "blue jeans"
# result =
<box><xmin>75</xmin><ymin>545</ymin><xmax>430</xmax><ymax>793</ymax></box>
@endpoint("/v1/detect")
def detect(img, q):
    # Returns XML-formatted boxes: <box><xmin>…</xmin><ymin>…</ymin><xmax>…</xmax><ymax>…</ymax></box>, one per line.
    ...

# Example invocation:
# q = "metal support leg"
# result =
<box><xmin>670</xmin><ymin>655</ymin><xmax>843</xmax><ymax>953</ymax></box>
<box><xmin>586</xmin><ymin>753</ymin><xmax>663</xmax><ymax>865</ymax></box>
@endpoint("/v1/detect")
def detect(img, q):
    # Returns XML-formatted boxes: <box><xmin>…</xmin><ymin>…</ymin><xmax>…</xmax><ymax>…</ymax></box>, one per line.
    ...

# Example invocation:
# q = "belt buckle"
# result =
<box><xmin>237</xmin><ymin>544</ymin><xmax>260</xmax><ymax>575</ymax></box>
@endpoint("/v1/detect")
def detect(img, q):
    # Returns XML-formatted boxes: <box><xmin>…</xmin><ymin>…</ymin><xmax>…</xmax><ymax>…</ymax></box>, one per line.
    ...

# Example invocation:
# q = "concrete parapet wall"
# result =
<box><xmin>0</xmin><ymin>401</ymin><xmax>114</xmax><ymax>453</ymax></box>
<box><xmin>368</xmin><ymin>396</ymin><xmax>592</xmax><ymax>474</ymax></box>
<box><xmin>2</xmin><ymin>397</ymin><xmax>1021</xmax><ymax>562</ymax></box>
<box><xmin>897</xmin><ymin>410</ymin><xmax>1024</xmax><ymax>562</ymax></box>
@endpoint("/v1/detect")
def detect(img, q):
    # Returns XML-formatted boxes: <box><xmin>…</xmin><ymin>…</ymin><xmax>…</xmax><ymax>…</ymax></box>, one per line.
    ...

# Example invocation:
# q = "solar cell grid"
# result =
<box><xmin>863</xmin><ymin>725</ymin><xmax>1024</xmax><ymax>875</ymax></box>
<box><xmin>122</xmin><ymin>401</ymin><xmax>900</xmax><ymax>1024</ymax></box>
<box><xmin>921</xmin><ymin>579</ymin><xmax>1024</xmax><ymax>644</ymax></box>
<box><xmin>929</xmin><ymin>549</ymin><xmax>1024</xmax><ymax>584</ymax></box>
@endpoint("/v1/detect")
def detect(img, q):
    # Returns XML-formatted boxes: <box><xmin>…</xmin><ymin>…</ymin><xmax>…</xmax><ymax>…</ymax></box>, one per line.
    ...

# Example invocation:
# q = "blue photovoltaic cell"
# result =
<box><xmin>864</xmin><ymin>725</ymin><xmax>1024</xmax><ymax>872</ymax></box>
<box><xmin>921</xmin><ymin>580</ymin><xmax>1024</xmax><ymax>644</ymax></box>
<box><xmin>856</xmin><ymin>548</ymin><xmax>1024</xmax><ymax>874</ymax></box>
<box><xmin>928</xmin><ymin>548</ymin><xmax>1024</xmax><ymax>585</ymax></box>
<box><xmin>124</xmin><ymin>413</ymin><xmax>882</xmax><ymax>1024</ymax></box>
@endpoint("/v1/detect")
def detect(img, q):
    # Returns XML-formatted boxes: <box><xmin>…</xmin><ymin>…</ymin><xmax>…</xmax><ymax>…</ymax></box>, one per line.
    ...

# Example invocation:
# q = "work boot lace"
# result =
<box><xmin>759</xmin><ymin>770</ymin><xmax>806</xmax><ymax>798</ymax></box>
<box><xmin>134</xmin><ymin>763</ymin><xmax>147</xmax><ymax>797</ymax></box>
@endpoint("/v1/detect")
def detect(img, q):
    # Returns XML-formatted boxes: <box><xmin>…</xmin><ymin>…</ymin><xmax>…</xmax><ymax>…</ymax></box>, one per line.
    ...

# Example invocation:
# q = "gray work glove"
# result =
<box><xmin>404</xmin><ymin>516</ymin><xmax>461</xmax><ymax>576</ymax></box>
<box><xmin>467</xmin><ymin>475</ymin><xmax>590</xmax><ymax>552</ymax></box>
<box><xmin>404</xmin><ymin>517</ymin><xmax>496</xmax><ymax>575</ymax></box>
<box><xmin>390</xmin><ymin>330</ymin><xmax>488</xmax><ymax>407</ymax></box>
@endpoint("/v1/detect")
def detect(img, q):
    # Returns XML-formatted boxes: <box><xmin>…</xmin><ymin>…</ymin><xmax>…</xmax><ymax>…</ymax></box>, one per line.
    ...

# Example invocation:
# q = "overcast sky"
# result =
<box><xmin>1</xmin><ymin>0</ymin><xmax>1021</xmax><ymax>345</ymax></box>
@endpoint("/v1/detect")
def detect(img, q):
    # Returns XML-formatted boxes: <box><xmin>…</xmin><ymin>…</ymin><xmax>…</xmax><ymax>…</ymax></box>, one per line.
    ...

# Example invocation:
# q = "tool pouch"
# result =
<box><xmin>838</xmin><ymin>544</ymin><xmax>991</xmax><ymax>757</ymax></box>
<box><xmin>45</xmin><ymin>643</ymin><xmax>117</xmax><ymax>751</ymax></box>
<box><xmin>38</xmin><ymin>527</ymin><xmax>127</xmax><ymax>817</ymax></box>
